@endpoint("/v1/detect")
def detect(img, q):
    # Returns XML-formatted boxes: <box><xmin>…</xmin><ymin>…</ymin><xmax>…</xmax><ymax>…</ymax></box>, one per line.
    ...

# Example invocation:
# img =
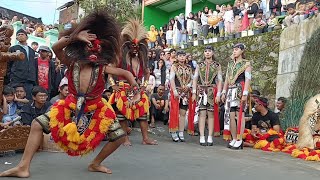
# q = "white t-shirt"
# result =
<box><xmin>223</xmin><ymin>10</ymin><xmax>234</xmax><ymax>23</ymax></box>
<box><xmin>166</xmin><ymin>30</ymin><xmax>173</xmax><ymax>40</ymax></box>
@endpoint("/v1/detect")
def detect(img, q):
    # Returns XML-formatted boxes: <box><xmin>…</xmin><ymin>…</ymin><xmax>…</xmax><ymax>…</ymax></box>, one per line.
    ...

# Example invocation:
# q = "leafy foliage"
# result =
<box><xmin>186</xmin><ymin>30</ymin><xmax>281</xmax><ymax>96</ymax></box>
<box><xmin>282</xmin><ymin>27</ymin><xmax>320</xmax><ymax>130</ymax></box>
<box><xmin>78</xmin><ymin>0</ymin><xmax>141</xmax><ymax>25</ymax></box>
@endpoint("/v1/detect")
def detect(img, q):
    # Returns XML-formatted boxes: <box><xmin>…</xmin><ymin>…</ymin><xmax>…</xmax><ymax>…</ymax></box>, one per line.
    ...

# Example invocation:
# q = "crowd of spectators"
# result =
<box><xmin>1</xmin><ymin>15</ymin><xmax>57</xmax><ymax>38</ymax></box>
<box><xmin>147</xmin><ymin>0</ymin><xmax>319</xmax><ymax>48</ymax></box>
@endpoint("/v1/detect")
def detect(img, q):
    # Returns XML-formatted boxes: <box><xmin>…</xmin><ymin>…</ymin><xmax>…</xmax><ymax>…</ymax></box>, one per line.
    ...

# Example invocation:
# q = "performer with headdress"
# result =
<box><xmin>169</xmin><ymin>50</ymin><xmax>197</xmax><ymax>142</ymax></box>
<box><xmin>221</xmin><ymin>43</ymin><xmax>252</xmax><ymax>150</ymax></box>
<box><xmin>0</xmin><ymin>11</ymin><xmax>140</xmax><ymax>177</ymax></box>
<box><xmin>108</xmin><ymin>19</ymin><xmax>157</xmax><ymax>146</ymax></box>
<box><xmin>196</xmin><ymin>45</ymin><xmax>222</xmax><ymax>146</ymax></box>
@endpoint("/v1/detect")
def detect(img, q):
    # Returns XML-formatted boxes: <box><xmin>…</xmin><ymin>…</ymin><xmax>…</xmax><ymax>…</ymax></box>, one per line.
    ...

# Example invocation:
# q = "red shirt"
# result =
<box><xmin>37</xmin><ymin>57</ymin><xmax>49</xmax><ymax>90</ymax></box>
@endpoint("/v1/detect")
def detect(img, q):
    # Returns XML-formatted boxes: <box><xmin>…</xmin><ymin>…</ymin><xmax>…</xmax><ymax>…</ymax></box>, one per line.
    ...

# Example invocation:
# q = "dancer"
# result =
<box><xmin>108</xmin><ymin>19</ymin><xmax>157</xmax><ymax>146</ymax></box>
<box><xmin>221</xmin><ymin>43</ymin><xmax>252</xmax><ymax>150</ymax></box>
<box><xmin>196</xmin><ymin>46</ymin><xmax>222</xmax><ymax>146</ymax></box>
<box><xmin>169</xmin><ymin>50</ymin><xmax>197</xmax><ymax>142</ymax></box>
<box><xmin>0</xmin><ymin>11</ymin><xmax>141</xmax><ymax>177</ymax></box>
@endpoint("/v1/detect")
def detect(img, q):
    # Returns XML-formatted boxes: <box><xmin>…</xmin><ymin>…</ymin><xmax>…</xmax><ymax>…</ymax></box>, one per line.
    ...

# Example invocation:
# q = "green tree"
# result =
<box><xmin>78</xmin><ymin>0</ymin><xmax>141</xmax><ymax>24</ymax></box>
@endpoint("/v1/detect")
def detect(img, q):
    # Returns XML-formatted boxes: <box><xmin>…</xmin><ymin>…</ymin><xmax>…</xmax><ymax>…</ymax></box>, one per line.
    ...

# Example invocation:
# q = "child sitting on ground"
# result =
<box><xmin>267</xmin><ymin>13</ymin><xmax>278</xmax><ymax>28</ymax></box>
<box><xmin>253</xmin><ymin>14</ymin><xmax>267</xmax><ymax>30</ymax></box>
<box><xmin>14</xmin><ymin>84</ymin><xmax>29</xmax><ymax>114</ymax></box>
<box><xmin>1</xmin><ymin>86</ymin><xmax>21</xmax><ymax>127</ymax></box>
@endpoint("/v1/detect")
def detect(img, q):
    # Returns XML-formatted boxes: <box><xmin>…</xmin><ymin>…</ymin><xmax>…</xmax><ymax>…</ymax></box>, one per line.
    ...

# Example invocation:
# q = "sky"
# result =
<box><xmin>0</xmin><ymin>0</ymin><xmax>71</xmax><ymax>24</ymax></box>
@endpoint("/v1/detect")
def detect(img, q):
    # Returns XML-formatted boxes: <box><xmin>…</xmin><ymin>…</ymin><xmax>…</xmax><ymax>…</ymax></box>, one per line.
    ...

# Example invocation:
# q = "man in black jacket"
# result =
<box><xmin>7</xmin><ymin>29</ymin><xmax>36</xmax><ymax>100</ymax></box>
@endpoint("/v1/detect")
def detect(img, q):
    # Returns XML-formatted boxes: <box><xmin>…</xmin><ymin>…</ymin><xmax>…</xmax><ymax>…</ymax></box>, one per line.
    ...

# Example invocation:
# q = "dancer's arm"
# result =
<box><xmin>52</xmin><ymin>30</ymin><xmax>97</xmax><ymax>66</ymax></box>
<box><xmin>216</xmin><ymin>65</ymin><xmax>223</xmax><ymax>103</ymax></box>
<box><xmin>221</xmin><ymin>64</ymin><xmax>229</xmax><ymax>102</ymax></box>
<box><xmin>170</xmin><ymin>65</ymin><xmax>178</xmax><ymax>98</ymax></box>
<box><xmin>191</xmin><ymin>66</ymin><xmax>199</xmax><ymax>102</ymax></box>
<box><xmin>104</xmin><ymin>66</ymin><xmax>137</xmax><ymax>87</ymax></box>
<box><xmin>241</xmin><ymin>65</ymin><xmax>252</xmax><ymax>104</ymax></box>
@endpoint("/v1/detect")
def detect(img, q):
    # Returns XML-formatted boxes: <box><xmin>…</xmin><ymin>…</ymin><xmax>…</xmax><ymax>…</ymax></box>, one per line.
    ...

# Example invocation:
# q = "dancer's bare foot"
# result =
<box><xmin>88</xmin><ymin>164</ymin><xmax>112</xmax><ymax>174</ymax></box>
<box><xmin>123</xmin><ymin>140</ymin><xmax>132</xmax><ymax>146</ymax></box>
<box><xmin>0</xmin><ymin>166</ymin><xmax>30</xmax><ymax>178</ymax></box>
<box><xmin>142</xmin><ymin>138</ymin><xmax>158</xmax><ymax>145</ymax></box>
<box><xmin>122</xmin><ymin>136</ymin><xmax>132</xmax><ymax>146</ymax></box>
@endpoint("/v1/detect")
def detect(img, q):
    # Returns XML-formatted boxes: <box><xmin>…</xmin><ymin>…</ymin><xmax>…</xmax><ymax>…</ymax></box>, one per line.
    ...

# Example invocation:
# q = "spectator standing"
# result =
<box><xmin>7</xmin><ymin>29</ymin><xmax>36</xmax><ymax>100</ymax></box>
<box><xmin>269</xmin><ymin>0</ymin><xmax>282</xmax><ymax>16</ymax></box>
<box><xmin>234</xmin><ymin>0</ymin><xmax>243</xmax><ymax>33</ymax></box>
<box><xmin>248</xmin><ymin>0</ymin><xmax>260</xmax><ymax>25</ymax></box>
<box><xmin>224</xmin><ymin>4</ymin><xmax>235</xmax><ymax>35</ymax></box>
<box><xmin>177</xmin><ymin>13</ymin><xmax>187</xmax><ymax>45</ymax></box>
<box><xmin>187</xmin><ymin>12</ymin><xmax>195</xmax><ymax>41</ymax></box>
<box><xmin>148</xmin><ymin>25</ymin><xmax>158</xmax><ymax>48</ymax></box>
<box><xmin>35</xmin><ymin>46</ymin><xmax>56</xmax><ymax>99</ymax></box>
<box><xmin>201</xmin><ymin>7</ymin><xmax>210</xmax><ymax>37</ymax></box>
<box><xmin>166</xmin><ymin>25</ymin><xmax>174</xmax><ymax>47</ymax></box>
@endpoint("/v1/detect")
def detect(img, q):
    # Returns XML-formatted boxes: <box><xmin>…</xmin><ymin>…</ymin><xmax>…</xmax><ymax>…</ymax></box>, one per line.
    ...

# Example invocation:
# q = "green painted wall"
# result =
<box><xmin>144</xmin><ymin>6</ymin><xmax>169</xmax><ymax>30</ymax></box>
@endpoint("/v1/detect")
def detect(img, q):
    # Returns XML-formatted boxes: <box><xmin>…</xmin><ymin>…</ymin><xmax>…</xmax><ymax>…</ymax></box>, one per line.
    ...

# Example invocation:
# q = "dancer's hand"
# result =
<box><xmin>192</xmin><ymin>94</ymin><xmax>196</xmax><ymax>102</ymax></box>
<box><xmin>111</xmin><ymin>85</ymin><xmax>120</xmax><ymax>92</ymax></box>
<box><xmin>241</xmin><ymin>95</ymin><xmax>247</xmax><ymax>105</ymax></box>
<box><xmin>221</xmin><ymin>94</ymin><xmax>226</xmax><ymax>103</ymax></box>
<box><xmin>130</xmin><ymin>93</ymin><xmax>141</xmax><ymax>107</ymax></box>
<box><xmin>76</xmin><ymin>30</ymin><xmax>97</xmax><ymax>44</ymax></box>
<box><xmin>215</xmin><ymin>96</ymin><xmax>220</xmax><ymax>104</ymax></box>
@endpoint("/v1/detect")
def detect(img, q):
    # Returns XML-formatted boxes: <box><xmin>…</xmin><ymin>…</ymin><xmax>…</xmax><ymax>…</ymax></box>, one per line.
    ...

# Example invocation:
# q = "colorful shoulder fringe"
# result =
<box><xmin>49</xmin><ymin>95</ymin><xmax>115</xmax><ymax>156</ymax></box>
<box><xmin>108</xmin><ymin>82</ymin><xmax>149</xmax><ymax>121</ymax></box>
<box><xmin>243</xmin><ymin>128</ymin><xmax>320</xmax><ymax>161</ymax></box>
<box><xmin>243</xmin><ymin>129</ymin><xmax>285</xmax><ymax>152</ymax></box>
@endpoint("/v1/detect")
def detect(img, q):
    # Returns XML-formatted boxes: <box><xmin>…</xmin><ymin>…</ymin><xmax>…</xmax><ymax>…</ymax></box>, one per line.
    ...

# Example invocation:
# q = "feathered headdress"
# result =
<box><xmin>121</xmin><ymin>19</ymin><xmax>149</xmax><ymax>70</ymax></box>
<box><xmin>60</xmin><ymin>10</ymin><xmax>121</xmax><ymax>65</ymax></box>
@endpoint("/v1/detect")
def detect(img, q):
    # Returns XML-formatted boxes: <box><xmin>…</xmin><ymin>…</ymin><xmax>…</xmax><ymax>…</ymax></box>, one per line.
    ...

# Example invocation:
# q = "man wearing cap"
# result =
<box><xmin>221</xmin><ymin>43</ymin><xmax>252</xmax><ymax>150</ymax></box>
<box><xmin>196</xmin><ymin>45</ymin><xmax>223</xmax><ymax>146</ymax></box>
<box><xmin>35</xmin><ymin>45</ymin><xmax>56</xmax><ymax>99</ymax></box>
<box><xmin>7</xmin><ymin>29</ymin><xmax>36</xmax><ymax>100</ymax></box>
<box><xmin>169</xmin><ymin>50</ymin><xmax>197</xmax><ymax>142</ymax></box>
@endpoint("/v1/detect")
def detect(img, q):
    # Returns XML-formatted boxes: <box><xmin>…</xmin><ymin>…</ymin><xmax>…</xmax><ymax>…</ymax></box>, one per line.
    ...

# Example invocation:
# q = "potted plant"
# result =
<box><xmin>198</xmin><ymin>35</ymin><xmax>204</xmax><ymax>46</ymax></box>
<box><xmin>180</xmin><ymin>41</ymin><xmax>187</xmax><ymax>49</ymax></box>
<box><xmin>203</xmin><ymin>35</ymin><xmax>209</xmax><ymax>44</ymax></box>
<box><xmin>193</xmin><ymin>37</ymin><xmax>199</xmax><ymax>46</ymax></box>
<box><xmin>234</xmin><ymin>31</ymin><xmax>242</xmax><ymax>38</ymax></box>
<box><xmin>228</xmin><ymin>31</ymin><xmax>235</xmax><ymax>39</ymax></box>
<box><xmin>208</xmin><ymin>33</ymin><xmax>214</xmax><ymax>43</ymax></box>
<box><xmin>241</xmin><ymin>30</ymin><xmax>248</xmax><ymax>37</ymax></box>
<box><xmin>187</xmin><ymin>40</ymin><xmax>193</xmax><ymax>47</ymax></box>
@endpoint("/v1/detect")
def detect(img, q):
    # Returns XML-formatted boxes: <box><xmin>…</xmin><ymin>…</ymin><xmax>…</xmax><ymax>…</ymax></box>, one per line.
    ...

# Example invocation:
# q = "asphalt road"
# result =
<box><xmin>0</xmin><ymin>128</ymin><xmax>320</xmax><ymax>180</ymax></box>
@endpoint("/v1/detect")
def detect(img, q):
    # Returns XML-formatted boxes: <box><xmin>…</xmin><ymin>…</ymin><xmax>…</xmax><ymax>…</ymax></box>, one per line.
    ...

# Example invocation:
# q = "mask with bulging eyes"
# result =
<box><xmin>86</xmin><ymin>39</ymin><xmax>102</xmax><ymax>62</ymax></box>
<box><xmin>130</xmin><ymin>38</ymin><xmax>139</xmax><ymax>57</ymax></box>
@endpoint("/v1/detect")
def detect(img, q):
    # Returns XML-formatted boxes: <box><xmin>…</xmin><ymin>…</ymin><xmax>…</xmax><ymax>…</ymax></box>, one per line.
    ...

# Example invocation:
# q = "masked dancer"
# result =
<box><xmin>0</xmin><ymin>11</ymin><xmax>142</xmax><ymax>177</ymax></box>
<box><xmin>108</xmin><ymin>19</ymin><xmax>157</xmax><ymax>146</ymax></box>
